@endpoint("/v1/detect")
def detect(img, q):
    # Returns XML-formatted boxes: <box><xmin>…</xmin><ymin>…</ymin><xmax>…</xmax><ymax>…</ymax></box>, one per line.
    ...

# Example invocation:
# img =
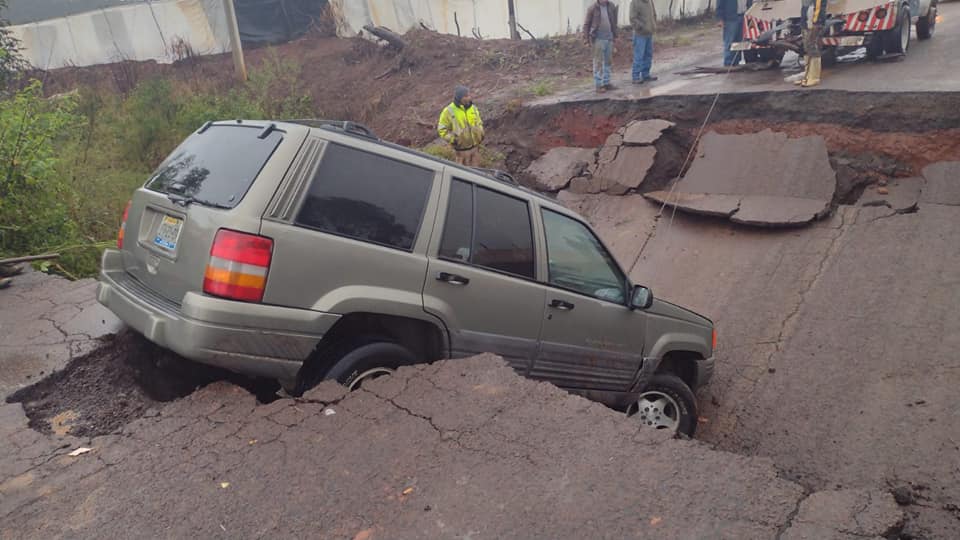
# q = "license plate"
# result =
<box><xmin>730</xmin><ymin>42</ymin><xmax>754</xmax><ymax>51</ymax></box>
<box><xmin>837</xmin><ymin>36</ymin><xmax>865</xmax><ymax>46</ymax></box>
<box><xmin>153</xmin><ymin>215</ymin><xmax>183</xmax><ymax>251</ymax></box>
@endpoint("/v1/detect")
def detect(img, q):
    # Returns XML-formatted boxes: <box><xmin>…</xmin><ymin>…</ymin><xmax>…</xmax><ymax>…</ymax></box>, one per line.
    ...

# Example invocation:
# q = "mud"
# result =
<box><xmin>6</xmin><ymin>331</ymin><xmax>279</xmax><ymax>438</ymax></box>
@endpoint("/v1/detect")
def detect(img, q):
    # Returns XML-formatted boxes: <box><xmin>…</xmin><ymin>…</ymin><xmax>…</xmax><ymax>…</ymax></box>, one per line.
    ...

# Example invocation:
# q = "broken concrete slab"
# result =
<box><xmin>622</xmin><ymin>119</ymin><xmax>674</xmax><ymax>146</ymax></box>
<box><xmin>731</xmin><ymin>195</ymin><xmax>831</xmax><ymax>227</ymax></box>
<box><xmin>656</xmin><ymin>130</ymin><xmax>836</xmax><ymax>226</ymax></box>
<box><xmin>920</xmin><ymin>161</ymin><xmax>960</xmax><ymax>206</ymax></box>
<box><xmin>597</xmin><ymin>131</ymin><xmax>623</xmax><ymax>164</ymax></box>
<box><xmin>782</xmin><ymin>489</ymin><xmax>904</xmax><ymax>540</ymax></box>
<box><xmin>679</xmin><ymin>130</ymin><xmax>836</xmax><ymax>200</ymax></box>
<box><xmin>644</xmin><ymin>191</ymin><xmax>741</xmax><ymax>218</ymax></box>
<box><xmin>858</xmin><ymin>176</ymin><xmax>925</xmax><ymax>213</ymax></box>
<box><xmin>597</xmin><ymin>146</ymin><xmax>657</xmax><ymax>195</ymax></box>
<box><xmin>523</xmin><ymin>147</ymin><xmax>596</xmax><ymax>192</ymax></box>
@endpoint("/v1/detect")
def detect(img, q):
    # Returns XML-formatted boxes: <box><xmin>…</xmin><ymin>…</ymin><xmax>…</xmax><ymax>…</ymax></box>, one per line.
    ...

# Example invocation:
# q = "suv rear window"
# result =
<box><xmin>146</xmin><ymin>125</ymin><xmax>282</xmax><ymax>209</ymax></box>
<box><xmin>295</xmin><ymin>143</ymin><xmax>434</xmax><ymax>251</ymax></box>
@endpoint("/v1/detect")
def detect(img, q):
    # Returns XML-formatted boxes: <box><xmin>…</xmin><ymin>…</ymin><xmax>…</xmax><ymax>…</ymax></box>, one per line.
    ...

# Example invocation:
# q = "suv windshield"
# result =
<box><xmin>145</xmin><ymin>125</ymin><xmax>282</xmax><ymax>209</ymax></box>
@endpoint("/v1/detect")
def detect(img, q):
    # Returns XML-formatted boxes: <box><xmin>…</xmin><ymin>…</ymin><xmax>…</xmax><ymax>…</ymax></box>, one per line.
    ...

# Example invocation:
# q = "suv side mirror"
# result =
<box><xmin>630</xmin><ymin>285</ymin><xmax>654</xmax><ymax>310</ymax></box>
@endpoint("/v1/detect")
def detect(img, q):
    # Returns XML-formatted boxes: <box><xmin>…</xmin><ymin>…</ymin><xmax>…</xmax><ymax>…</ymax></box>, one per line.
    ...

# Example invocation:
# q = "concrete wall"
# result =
<box><xmin>331</xmin><ymin>0</ymin><xmax>714</xmax><ymax>39</ymax></box>
<box><xmin>8</xmin><ymin>0</ymin><xmax>230</xmax><ymax>69</ymax></box>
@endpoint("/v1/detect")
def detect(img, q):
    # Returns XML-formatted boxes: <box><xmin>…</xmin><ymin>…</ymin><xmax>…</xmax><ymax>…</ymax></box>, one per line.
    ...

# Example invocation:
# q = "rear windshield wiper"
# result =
<box><xmin>166</xmin><ymin>192</ymin><xmax>231</xmax><ymax>210</ymax></box>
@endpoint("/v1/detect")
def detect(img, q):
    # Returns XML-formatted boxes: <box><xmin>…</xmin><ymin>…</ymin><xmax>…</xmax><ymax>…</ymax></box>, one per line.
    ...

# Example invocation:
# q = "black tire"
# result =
<box><xmin>883</xmin><ymin>5</ymin><xmax>911</xmax><ymax>54</ymax></box>
<box><xmin>630</xmin><ymin>374</ymin><xmax>699</xmax><ymax>437</ymax></box>
<box><xmin>917</xmin><ymin>0</ymin><xmax>937</xmax><ymax>40</ymax></box>
<box><xmin>324</xmin><ymin>340</ymin><xmax>416</xmax><ymax>390</ymax></box>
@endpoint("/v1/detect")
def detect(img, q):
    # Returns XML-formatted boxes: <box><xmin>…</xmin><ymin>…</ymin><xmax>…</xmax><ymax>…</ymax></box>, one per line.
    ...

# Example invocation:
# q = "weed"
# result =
<box><xmin>528</xmin><ymin>79</ymin><xmax>555</xmax><ymax>97</ymax></box>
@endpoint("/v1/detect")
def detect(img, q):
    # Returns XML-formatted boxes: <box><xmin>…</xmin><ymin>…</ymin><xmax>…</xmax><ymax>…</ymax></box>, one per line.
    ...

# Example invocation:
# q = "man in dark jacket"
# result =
<box><xmin>630</xmin><ymin>0</ymin><xmax>658</xmax><ymax>84</ymax></box>
<box><xmin>584</xmin><ymin>0</ymin><xmax>619</xmax><ymax>93</ymax></box>
<box><xmin>717</xmin><ymin>0</ymin><xmax>751</xmax><ymax>66</ymax></box>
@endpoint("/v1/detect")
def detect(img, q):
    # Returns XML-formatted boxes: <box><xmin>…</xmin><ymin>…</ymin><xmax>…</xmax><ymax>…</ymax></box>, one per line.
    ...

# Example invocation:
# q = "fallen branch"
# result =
<box><xmin>363</xmin><ymin>24</ymin><xmax>406</xmax><ymax>51</ymax></box>
<box><xmin>516</xmin><ymin>21</ymin><xmax>538</xmax><ymax>42</ymax></box>
<box><xmin>0</xmin><ymin>253</ymin><xmax>60</xmax><ymax>265</ymax></box>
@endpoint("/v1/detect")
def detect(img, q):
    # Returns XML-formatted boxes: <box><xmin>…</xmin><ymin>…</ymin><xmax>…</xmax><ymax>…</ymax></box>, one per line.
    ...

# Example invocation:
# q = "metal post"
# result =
<box><xmin>223</xmin><ymin>0</ymin><xmax>247</xmax><ymax>81</ymax></box>
<box><xmin>507</xmin><ymin>0</ymin><xmax>520</xmax><ymax>40</ymax></box>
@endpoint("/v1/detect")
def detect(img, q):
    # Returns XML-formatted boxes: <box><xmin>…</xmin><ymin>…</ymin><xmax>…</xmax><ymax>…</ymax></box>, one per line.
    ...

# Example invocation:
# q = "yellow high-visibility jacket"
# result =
<box><xmin>438</xmin><ymin>102</ymin><xmax>484</xmax><ymax>151</ymax></box>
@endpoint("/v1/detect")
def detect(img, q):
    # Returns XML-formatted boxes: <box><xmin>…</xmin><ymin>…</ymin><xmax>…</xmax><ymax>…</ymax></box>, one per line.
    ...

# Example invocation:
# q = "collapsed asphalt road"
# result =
<box><xmin>1</xmin><ymin>353</ymin><xmax>906</xmax><ymax>539</ymax></box>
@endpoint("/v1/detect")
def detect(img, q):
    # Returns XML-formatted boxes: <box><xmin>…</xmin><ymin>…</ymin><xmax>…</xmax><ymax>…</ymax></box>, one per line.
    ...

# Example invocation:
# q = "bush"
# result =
<box><xmin>0</xmin><ymin>80</ymin><xmax>83</xmax><ymax>259</ymax></box>
<box><xmin>0</xmin><ymin>55</ymin><xmax>318</xmax><ymax>277</ymax></box>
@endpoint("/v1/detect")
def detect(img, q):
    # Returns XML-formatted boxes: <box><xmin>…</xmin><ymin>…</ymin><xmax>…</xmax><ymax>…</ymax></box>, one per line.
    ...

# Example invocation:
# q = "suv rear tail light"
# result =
<box><xmin>203</xmin><ymin>229</ymin><xmax>273</xmax><ymax>302</ymax></box>
<box><xmin>117</xmin><ymin>200</ymin><xmax>132</xmax><ymax>249</ymax></box>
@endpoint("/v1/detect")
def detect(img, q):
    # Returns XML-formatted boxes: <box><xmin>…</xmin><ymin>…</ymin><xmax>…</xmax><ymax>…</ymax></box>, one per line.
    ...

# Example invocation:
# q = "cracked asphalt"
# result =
<box><xmin>562</xmin><ymin>193</ymin><xmax>960</xmax><ymax>538</ymax></box>
<box><xmin>1</xmin><ymin>354</ymin><xmax>904</xmax><ymax>539</ymax></box>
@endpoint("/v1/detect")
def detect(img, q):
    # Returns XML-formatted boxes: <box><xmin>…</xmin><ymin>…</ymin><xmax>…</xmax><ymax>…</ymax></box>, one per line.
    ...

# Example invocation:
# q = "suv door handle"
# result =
<box><xmin>549</xmin><ymin>299</ymin><xmax>575</xmax><ymax>311</ymax></box>
<box><xmin>436</xmin><ymin>272</ymin><xmax>470</xmax><ymax>286</ymax></box>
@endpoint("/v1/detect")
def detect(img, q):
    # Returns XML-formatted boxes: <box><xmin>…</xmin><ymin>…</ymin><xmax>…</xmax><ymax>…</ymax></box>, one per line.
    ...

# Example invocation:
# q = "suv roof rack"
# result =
<box><xmin>473</xmin><ymin>168</ymin><xmax>519</xmax><ymax>186</ymax></box>
<box><xmin>288</xmin><ymin>119</ymin><xmax>378</xmax><ymax>140</ymax></box>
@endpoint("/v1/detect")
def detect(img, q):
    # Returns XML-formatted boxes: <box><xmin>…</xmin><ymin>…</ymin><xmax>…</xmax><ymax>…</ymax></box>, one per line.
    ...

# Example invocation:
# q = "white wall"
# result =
<box><xmin>9</xmin><ymin>0</ymin><xmax>230</xmax><ymax>69</ymax></box>
<box><xmin>332</xmin><ymin>0</ymin><xmax>714</xmax><ymax>40</ymax></box>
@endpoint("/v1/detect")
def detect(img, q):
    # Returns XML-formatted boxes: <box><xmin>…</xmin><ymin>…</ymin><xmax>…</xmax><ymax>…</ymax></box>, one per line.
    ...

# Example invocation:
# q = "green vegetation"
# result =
<box><xmin>421</xmin><ymin>143</ymin><xmax>505</xmax><ymax>169</ymax></box>
<box><xmin>528</xmin><ymin>79</ymin><xmax>555</xmax><ymax>97</ymax></box>
<box><xmin>0</xmin><ymin>50</ymin><xmax>314</xmax><ymax>277</ymax></box>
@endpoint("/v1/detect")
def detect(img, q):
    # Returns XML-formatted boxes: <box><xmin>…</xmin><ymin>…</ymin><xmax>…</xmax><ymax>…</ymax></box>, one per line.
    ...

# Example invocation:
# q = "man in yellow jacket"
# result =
<box><xmin>438</xmin><ymin>86</ymin><xmax>484</xmax><ymax>166</ymax></box>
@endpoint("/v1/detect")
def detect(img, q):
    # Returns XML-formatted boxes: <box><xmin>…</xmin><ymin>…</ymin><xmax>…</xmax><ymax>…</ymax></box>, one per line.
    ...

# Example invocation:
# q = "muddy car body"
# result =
<box><xmin>733</xmin><ymin>0</ymin><xmax>937</xmax><ymax>64</ymax></box>
<box><xmin>97</xmin><ymin>119</ymin><xmax>716</xmax><ymax>435</ymax></box>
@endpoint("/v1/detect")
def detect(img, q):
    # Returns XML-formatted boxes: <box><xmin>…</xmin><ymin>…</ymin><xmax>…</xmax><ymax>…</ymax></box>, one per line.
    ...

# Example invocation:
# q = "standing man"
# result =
<box><xmin>584</xmin><ymin>0</ymin><xmax>619</xmax><ymax>93</ymax></box>
<box><xmin>438</xmin><ymin>85</ymin><xmax>485</xmax><ymax>167</ymax></box>
<box><xmin>630</xmin><ymin>0</ymin><xmax>658</xmax><ymax>84</ymax></box>
<box><xmin>798</xmin><ymin>0</ymin><xmax>826</xmax><ymax>87</ymax></box>
<box><xmin>717</xmin><ymin>0</ymin><xmax>751</xmax><ymax>66</ymax></box>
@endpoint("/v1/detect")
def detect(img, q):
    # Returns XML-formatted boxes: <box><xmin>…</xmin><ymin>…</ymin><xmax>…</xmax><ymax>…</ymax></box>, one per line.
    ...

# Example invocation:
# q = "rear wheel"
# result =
<box><xmin>744</xmin><ymin>48</ymin><xmax>784</xmax><ymax>66</ymax></box>
<box><xmin>917</xmin><ymin>0</ymin><xmax>937</xmax><ymax>40</ymax></box>
<box><xmin>324</xmin><ymin>340</ymin><xmax>415</xmax><ymax>390</ymax></box>
<box><xmin>628</xmin><ymin>374</ymin><xmax>698</xmax><ymax>436</ymax></box>
<box><xmin>883</xmin><ymin>5</ymin><xmax>911</xmax><ymax>54</ymax></box>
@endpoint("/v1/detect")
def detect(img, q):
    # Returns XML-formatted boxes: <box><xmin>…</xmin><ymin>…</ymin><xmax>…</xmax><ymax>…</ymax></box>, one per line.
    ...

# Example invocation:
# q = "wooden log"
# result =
<box><xmin>363</xmin><ymin>24</ymin><xmax>406</xmax><ymax>51</ymax></box>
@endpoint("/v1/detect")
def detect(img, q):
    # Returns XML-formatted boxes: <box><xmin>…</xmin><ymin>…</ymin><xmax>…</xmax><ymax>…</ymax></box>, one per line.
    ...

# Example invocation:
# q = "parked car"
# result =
<box><xmin>97</xmin><ymin>120</ymin><xmax>716</xmax><ymax>435</ymax></box>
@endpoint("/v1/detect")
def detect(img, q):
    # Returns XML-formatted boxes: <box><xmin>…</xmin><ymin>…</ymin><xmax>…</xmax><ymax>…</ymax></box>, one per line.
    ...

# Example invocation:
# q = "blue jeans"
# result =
<box><xmin>592</xmin><ymin>39</ymin><xmax>613</xmax><ymax>87</ymax></box>
<box><xmin>722</xmin><ymin>16</ymin><xmax>744</xmax><ymax>66</ymax></box>
<box><xmin>632</xmin><ymin>34</ymin><xmax>654</xmax><ymax>81</ymax></box>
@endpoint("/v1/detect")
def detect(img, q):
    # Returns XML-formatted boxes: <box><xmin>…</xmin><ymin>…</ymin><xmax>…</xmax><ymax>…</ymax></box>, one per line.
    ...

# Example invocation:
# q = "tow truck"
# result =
<box><xmin>730</xmin><ymin>0</ymin><xmax>938</xmax><ymax>66</ymax></box>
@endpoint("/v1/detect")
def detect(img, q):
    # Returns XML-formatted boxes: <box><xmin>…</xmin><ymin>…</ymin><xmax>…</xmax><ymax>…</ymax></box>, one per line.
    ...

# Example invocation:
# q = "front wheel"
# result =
<box><xmin>917</xmin><ymin>0</ymin><xmax>937</xmax><ymax>40</ymax></box>
<box><xmin>628</xmin><ymin>374</ymin><xmax>699</xmax><ymax>436</ymax></box>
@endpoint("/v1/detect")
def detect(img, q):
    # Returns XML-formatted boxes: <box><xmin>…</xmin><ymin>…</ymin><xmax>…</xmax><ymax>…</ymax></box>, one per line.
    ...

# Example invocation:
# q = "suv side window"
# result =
<box><xmin>296</xmin><ymin>143</ymin><xmax>434</xmax><ymax>251</ymax></box>
<box><xmin>542</xmin><ymin>209</ymin><xmax>626</xmax><ymax>303</ymax></box>
<box><xmin>439</xmin><ymin>179</ymin><xmax>535</xmax><ymax>280</ymax></box>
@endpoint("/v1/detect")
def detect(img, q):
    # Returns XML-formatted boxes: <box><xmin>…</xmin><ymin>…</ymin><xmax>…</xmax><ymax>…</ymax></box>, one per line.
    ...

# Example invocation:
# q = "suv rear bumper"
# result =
<box><xmin>97</xmin><ymin>249</ymin><xmax>339</xmax><ymax>381</ymax></box>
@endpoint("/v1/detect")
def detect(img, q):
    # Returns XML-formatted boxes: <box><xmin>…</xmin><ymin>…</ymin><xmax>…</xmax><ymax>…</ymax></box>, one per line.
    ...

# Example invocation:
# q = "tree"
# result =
<box><xmin>0</xmin><ymin>0</ymin><xmax>25</xmax><ymax>91</ymax></box>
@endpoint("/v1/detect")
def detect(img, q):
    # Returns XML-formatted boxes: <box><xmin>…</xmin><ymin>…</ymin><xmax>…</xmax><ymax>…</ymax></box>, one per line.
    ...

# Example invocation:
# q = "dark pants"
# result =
<box><xmin>632</xmin><ymin>34</ymin><xmax>654</xmax><ymax>81</ymax></box>
<box><xmin>722</xmin><ymin>16</ymin><xmax>744</xmax><ymax>66</ymax></box>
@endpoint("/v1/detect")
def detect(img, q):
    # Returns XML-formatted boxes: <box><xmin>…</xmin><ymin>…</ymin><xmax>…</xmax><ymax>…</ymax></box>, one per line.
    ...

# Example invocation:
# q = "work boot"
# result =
<box><xmin>795</xmin><ymin>56</ymin><xmax>810</xmax><ymax>85</ymax></box>
<box><xmin>801</xmin><ymin>56</ymin><xmax>822</xmax><ymax>88</ymax></box>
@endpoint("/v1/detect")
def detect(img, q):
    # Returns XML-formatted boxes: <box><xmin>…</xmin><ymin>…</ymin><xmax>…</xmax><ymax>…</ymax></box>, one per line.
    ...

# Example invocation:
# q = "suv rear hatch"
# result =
<box><xmin>119</xmin><ymin>121</ymin><xmax>305</xmax><ymax>306</ymax></box>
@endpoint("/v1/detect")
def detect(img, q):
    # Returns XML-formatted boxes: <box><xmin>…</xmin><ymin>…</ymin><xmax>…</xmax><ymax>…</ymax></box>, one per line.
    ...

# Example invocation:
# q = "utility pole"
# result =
<box><xmin>223</xmin><ymin>0</ymin><xmax>247</xmax><ymax>81</ymax></box>
<box><xmin>507</xmin><ymin>0</ymin><xmax>520</xmax><ymax>40</ymax></box>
